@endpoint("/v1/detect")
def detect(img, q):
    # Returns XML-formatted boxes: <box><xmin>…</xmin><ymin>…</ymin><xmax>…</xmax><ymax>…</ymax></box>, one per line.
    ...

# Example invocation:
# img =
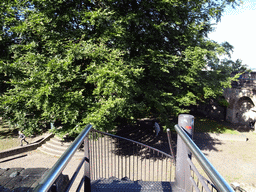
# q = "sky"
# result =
<box><xmin>208</xmin><ymin>0</ymin><xmax>256</xmax><ymax>70</ymax></box>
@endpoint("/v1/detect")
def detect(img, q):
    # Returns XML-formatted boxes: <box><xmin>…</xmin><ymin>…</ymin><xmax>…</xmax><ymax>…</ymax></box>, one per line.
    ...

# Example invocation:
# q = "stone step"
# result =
<box><xmin>50</xmin><ymin>137</ymin><xmax>73</xmax><ymax>147</ymax></box>
<box><xmin>38</xmin><ymin>145</ymin><xmax>84</xmax><ymax>159</ymax></box>
<box><xmin>46</xmin><ymin>139</ymin><xmax>72</xmax><ymax>151</ymax></box>
<box><xmin>38</xmin><ymin>137</ymin><xmax>84</xmax><ymax>159</ymax></box>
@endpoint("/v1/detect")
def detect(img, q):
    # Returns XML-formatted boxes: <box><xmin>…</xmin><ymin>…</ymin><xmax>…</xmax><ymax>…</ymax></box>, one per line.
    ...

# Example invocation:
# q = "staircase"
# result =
<box><xmin>38</xmin><ymin>137</ymin><xmax>84</xmax><ymax>159</ymax></box>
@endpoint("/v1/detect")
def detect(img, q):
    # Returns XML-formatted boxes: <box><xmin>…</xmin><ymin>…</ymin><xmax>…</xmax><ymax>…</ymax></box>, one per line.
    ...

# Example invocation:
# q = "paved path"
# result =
<box><xmin>0</xmin><ymin>167</ymin><xmax>50</xmax><ymax>192</ymax></box>
<box><xmin>0</xmin><ymin>150</ymin><xmax>84</xmax><ymax>192</ymax></box>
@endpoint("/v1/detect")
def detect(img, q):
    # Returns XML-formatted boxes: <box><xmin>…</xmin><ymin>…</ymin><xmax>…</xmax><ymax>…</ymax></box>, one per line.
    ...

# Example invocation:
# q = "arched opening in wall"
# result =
<box><xmin>235</xmin><ymin>97</ymin><xmax>255</xmax><ymax>124</ymax></box>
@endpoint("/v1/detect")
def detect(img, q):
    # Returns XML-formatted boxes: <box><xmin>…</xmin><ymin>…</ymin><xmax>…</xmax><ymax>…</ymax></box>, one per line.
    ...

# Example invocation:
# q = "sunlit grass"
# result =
<box><xmin>194</xmin><ymin>117</ymin><xmax>239</xmax><ymax>134</ymax></box>
<box><xmin>0</xmin><ymin>119</ymin><xmax>20</xmax><ymax>151</ymax></box>
<box><xmin>0</xmin><ymin>137</ymin><xmax>19</xmax><ymax>151</ymax></box>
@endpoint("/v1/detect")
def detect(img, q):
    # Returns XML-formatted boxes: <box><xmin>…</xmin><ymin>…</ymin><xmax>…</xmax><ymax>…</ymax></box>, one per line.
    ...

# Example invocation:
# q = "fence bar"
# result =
<box><xmin>118</xmin><ymin>139</ymin><xmax>120</xmax><ymax>179</ymax></box>
<box><xmin>175</xmin><ymin>124</ymin><xmax>234</xmax><ymax>192</ymax></box>
<box><xmin>104</xmin><ymin>136</ymin><xmax>106</xmax><ymax>178</ymax></box>
<box><xmin>88</xmin><ymin>128</ymin><xmax>174</xmax><ymax>182</ymax></box>
<box><xmin>187</xmin><ymin>158</ymin><xmax>211</xmax><ymax>192</ymax></box>
<box><xmin>92</xmin><ymin>132</ymin><xmax>96</xmax><ymax>180</ymax></box>
<box><xmin>165</xmin><ymin>157</ymin><xmax>168</xmax><ymax>181</ymax></box>
<box><xmin>76</xmin><ymin>176</ymin><xmax>85</xmax><ymax>192</ymax></box>
<box><xmin>129</xmin><ymin>148</ymin><xmax>131</xmax><ymax>179</ymax></box>
<box><xmin>95</xmin><ymin>132</ymin><xmax>98</xmax><ymax>180</ymax></box>
<box><xmin>100</xmin><ymin>136</ymin><xmax>103</xmax><ymax>179</ymax></box>
<box><xmin>136</xmin><ymin>144</ymin><xmax>139</xmax><ymax>180</ymax></box>
<box><xmin>157</xmin><ymin>152</ymin><xmax>159</xmax><ymax>181</ymax></box>
<box><xmin>167</xmin><ymin>128</ymin><xmax>176</xmax><ymax>163</ymax></box>
<box><xmin>64</xmin><ymin>157</ymin><xmax>86</xmax><ymax>192</ymax></box>
<box><xmin>202</xmin><ymin>175</ymin><xmax>218</xmax><ymax>191</ymax></box>
<box><xmin>84</xmin><ymin>136</ymin><xmax>91</xmax><ymax>192</ymax></box>
<box><xmin>141</xmin><ymin>145</ymin><xmax>143</xmax><ymax>180</ymax></box>
<box><xmin>190</xmin><ymin>177</ymin><xmax>200</xmax><ymax>192</ymax></box>
<box><xmin>107</xmin><ymin>136</ymin><xmax>109</xmax><ymax>178</ymax></box>
<box><xmin>161</xmin><ymin>153</ymin><xmax>163</xmax><ymax>181</ymax></box>
<box><xmin>34</xmin><ymin>124</ymin><xmax>93</xmax><ymax>192</ymax></box>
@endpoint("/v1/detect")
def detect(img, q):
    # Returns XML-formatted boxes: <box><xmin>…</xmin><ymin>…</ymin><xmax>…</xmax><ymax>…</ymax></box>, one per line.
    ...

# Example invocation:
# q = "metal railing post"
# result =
<box><xmin>167</xmin><ymin>129</ymin><xmax>176</xmax><ymax>164</ymax></box>
<box><xmin>174</xmin><ymin>124</ymin><xmax>235</xmax><ymax>192</ymax></box>
<box><xmin>84</xmin><ymin>135</ymin><xmax>91</xmax><ymax>192</ymax></box>
<box><xmin>175</xmin><ymin>114</ymin><xmax>194</xmax><ymax>191</ymax></box>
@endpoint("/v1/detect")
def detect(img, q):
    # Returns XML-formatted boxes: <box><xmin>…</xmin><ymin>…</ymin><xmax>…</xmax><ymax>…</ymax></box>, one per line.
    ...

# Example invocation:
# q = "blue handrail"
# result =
<box><xmin>33</xmin><ymin>124</ymin><xmax>93</xmax><ymax>192</ymax></box>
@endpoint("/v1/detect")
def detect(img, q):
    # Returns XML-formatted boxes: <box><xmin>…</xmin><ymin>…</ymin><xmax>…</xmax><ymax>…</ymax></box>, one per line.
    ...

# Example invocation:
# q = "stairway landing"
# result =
<box><xmin>91</xmin><ymin>177</ymin><xmax>177</xmax><ymax>192</ymax></box>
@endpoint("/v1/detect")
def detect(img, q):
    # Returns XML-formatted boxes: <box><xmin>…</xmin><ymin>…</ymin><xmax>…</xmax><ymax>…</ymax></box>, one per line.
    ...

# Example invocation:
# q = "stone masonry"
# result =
<box><xmin>224</xmin><ymin>72</ymin><xmax>256</xmax><ymax>125</ymax></box>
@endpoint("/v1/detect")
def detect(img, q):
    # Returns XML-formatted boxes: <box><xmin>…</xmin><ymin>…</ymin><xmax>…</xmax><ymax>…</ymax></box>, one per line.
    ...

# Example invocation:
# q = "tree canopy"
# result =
<box><xmin>0</xmin><ymin>0</ymin><xmax>243</xmax><ymax>135</ymax></box>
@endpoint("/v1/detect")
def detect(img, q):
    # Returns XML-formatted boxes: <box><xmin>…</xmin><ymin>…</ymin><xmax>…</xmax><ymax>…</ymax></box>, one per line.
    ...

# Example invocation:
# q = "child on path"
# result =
<box><xmin>18</xmin><ymin>130</ymin><xmax>29</xmax><ymax>146</ymax></box>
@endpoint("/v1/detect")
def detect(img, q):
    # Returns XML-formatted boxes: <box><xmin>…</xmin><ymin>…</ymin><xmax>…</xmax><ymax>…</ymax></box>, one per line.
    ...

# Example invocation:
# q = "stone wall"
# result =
<box><xmin>224</xmin><ymin>87</ymin><xmax>256</xmax><ymax>124</ymax></box>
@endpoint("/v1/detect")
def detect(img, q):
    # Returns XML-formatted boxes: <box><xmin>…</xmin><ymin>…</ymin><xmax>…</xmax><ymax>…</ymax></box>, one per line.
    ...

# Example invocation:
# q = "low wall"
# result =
<box><xmin>0</xmin><ymin>133</ymin><xmax>54</xmax><ymax>159</ymax></box>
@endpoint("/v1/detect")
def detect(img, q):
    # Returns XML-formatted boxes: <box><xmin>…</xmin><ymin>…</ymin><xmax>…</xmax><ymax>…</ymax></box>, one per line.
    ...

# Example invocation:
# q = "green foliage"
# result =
<box><xmin>0</xmin><ymin>0</ymin><xmax>243</xmax><ymax>135</ymax></box>
<box><xmin>218</xmin><ymin>98</ymin><xmax>230</xmax><ymax>107</ymax></box>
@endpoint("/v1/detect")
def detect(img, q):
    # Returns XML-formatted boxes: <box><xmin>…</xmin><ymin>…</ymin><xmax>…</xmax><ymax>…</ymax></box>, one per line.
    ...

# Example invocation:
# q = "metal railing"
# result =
<box><xmin>174</xmin><ymin>114</ymin><xmax>234</xmax><ymax>192</ymax></box>
<box><xmin>33</xmin><ymin>124</ymin><xmax>93</xmax><ymax>192</ymax></box>
<box><xmin>89</xmin><ymin>128</ymin><xmax>175</xmax><ymax>182</ymax></box>
<box><xmin>33</xmin><ymin>124</ymin><xmax>175</xmax><ymax>192</ymax></box>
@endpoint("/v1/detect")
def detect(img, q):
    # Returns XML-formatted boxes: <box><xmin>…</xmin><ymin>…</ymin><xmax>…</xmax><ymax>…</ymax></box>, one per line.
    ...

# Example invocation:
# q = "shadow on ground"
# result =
<box><xmin>193</xmin><ymin>134</ymin><xmax>222</xmax><ymax>155</ymax></box>
<box><xmin>112</xmin><ymin>118</ymin><xmax>254</xmax><ymax>157</ymax></box>
<box><xmin>114</xmin><ymin>119</ymin><xmax>171</xmax><ymax>154</ymax></box>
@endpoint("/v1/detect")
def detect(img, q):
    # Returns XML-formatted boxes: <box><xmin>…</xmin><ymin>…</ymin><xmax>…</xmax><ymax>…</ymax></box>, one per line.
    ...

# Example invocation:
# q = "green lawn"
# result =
<box><xmin>0</xmin><ymin>119</ymin><xmax>20</xmax><ymax>151</ymax></box>
<box><xmin>194</xmin><ymin>116</ymin><xmax>239</xmax><ymax>134</ymax></box>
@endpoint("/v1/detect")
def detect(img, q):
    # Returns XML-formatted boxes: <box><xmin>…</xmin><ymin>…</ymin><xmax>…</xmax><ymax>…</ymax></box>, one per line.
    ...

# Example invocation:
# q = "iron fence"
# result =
<box><xmin>89</xmin><ymin>129</ymin><xmax>175</xmax><ymax>182</ymax></box>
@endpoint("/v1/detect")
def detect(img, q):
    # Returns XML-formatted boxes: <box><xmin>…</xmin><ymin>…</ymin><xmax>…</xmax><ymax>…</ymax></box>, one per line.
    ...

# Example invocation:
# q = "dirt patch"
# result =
<box><xmin>194</xmin><ymin>131</ymin><xmax>256</xmax><ymax>188</ymax></box>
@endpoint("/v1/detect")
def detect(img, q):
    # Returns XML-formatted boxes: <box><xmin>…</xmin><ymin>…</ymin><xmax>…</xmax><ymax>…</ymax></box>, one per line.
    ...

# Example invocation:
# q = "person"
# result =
<box><xmin>18</xmin><ymin>130</ymin><xmax>29</xmax><ymax>146</ymax></box>
<box><xmin>249</xmin><ymin>121</ymin><xmax>255</xmax><ymax>129</ymax></box>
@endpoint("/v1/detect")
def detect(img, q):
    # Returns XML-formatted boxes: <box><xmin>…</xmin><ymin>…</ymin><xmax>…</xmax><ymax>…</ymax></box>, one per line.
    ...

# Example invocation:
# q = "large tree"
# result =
<box><xmin>0</xmin><ymin>0</ymin><xmax>241</xmax><ymax>135</ymax></box>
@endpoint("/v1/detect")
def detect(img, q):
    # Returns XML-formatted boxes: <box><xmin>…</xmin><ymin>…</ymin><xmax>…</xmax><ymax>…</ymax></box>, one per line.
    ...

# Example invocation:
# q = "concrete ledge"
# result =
<box><xmin>0</xmin><ymin>133</ymin><xmax>54</xmax><ymax>159</ymax></box>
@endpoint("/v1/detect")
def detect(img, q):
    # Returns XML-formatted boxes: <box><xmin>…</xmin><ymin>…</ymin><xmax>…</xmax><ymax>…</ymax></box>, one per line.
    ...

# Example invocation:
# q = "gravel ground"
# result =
<box><xmin>194</xmin><ymin>131</ymin><xmax>256</xmax><ymax>192</ymax></box>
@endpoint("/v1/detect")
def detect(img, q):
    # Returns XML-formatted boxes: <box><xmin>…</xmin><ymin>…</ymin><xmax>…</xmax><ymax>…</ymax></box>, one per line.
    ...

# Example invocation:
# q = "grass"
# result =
<box><xmin>0</xmin><ymin>119</ymin><xmax>20</xmax><ymax>151</ymax></box>
<box><xmin>0</xmin><ymin>137</ymin><xmax>19</xmax><ymax>151</ymax></box>
<box><xmin>194</xmin><ymin>116</ymin><xmax>240</xmax><ymax>134</ymax></box>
